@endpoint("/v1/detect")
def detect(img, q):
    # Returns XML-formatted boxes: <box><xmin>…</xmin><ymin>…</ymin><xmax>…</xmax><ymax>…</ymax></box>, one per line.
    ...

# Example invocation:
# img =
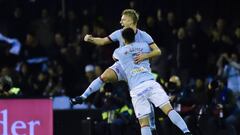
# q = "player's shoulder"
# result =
<box><xmin>112</xmin><ymin>29</ymin><xmax>123</xmax><ymax>34</ymax></box>
<box><xmin>110</xmin><ymin>29</ymin><xmax>123</xmax><ymax>39</ymax></box>
<box><xmin>137</xmin><ymin>29</ymin><xmax>147</xmax><ymax>34</ymax></box>
<box><xmin>137</xmin><ymin>29</ymin><xmax>150</xmax><ymax>36</ymax></box>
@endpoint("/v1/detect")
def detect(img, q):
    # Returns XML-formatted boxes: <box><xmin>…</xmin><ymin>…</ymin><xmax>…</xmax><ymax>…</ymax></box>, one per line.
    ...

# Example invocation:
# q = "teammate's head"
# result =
<box><xmin>122</xmin><ymin>27</ymin><xmax>135</xmax><ymax>44</ymax></box>
<box><xmin>120</xmin><ymin>9</ymin><xmax>139</xmax><ymax>28</ymax></box>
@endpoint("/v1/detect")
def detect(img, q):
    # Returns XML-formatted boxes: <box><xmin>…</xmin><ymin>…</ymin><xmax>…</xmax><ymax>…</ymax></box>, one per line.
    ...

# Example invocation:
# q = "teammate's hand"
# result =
<box><xmin>134</xmin><ymin>53</ymin><xmax>147</xmax><ymax>64</ymax></box>
<box><xmin>70</xmin><ymin>96</ymin><xmax>85</xmax><ymax>105</ymax></box>
<box><xmin>84</xmin><ymin>34</ymin><xmax>92</xmax><ymax>42</ymax></box>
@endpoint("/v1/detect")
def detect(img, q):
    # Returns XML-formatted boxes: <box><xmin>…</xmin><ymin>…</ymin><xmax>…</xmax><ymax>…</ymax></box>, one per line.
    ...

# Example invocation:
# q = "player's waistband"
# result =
<box><xmin>130</xmin><ymin>79</ymin><xmax>155</xmax><ymax>97</ymax></box>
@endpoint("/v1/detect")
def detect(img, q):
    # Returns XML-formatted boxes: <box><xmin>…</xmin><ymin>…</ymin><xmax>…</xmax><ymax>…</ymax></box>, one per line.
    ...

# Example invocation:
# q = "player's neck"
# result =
<box><xmin>131</xmin><ymin>27</ymin><xmax>137</xmax><ymax>33</ymax></box>
<box><xmin>125</xmin><ymin>42</ymin><xmax>130</xmax><ymax>45</ymax></box>
<box><xmin>125</xmin><ymin>41</ymin><xmax>133</xmax><ymax>45</ymax></box>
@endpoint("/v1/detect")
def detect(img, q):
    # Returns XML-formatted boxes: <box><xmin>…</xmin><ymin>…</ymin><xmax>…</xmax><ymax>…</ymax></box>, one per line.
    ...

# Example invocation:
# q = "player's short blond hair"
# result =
<box><xmin>122</xmin><ymin>9</ymin><xmax>139</xmax><ymax>25</ymax></box>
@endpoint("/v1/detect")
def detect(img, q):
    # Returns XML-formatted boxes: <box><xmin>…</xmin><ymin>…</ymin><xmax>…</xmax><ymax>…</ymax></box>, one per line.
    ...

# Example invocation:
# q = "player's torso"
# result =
<box><xmin>118</xmin><ymin>43</ymin><xmax>154</xmax><ymax>89</ymax></box>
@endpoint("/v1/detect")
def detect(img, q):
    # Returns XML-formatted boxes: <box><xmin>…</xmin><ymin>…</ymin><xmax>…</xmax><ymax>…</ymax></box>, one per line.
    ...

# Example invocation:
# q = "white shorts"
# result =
<box><xmin>130</xmin><ymin>80</ymin><xmax>170</xmax><ymax>118</ymax></box>
<box><xmin>109</xmin><ymin>62</ymin><xmax>127</xmax><ymax>81</ymax></box>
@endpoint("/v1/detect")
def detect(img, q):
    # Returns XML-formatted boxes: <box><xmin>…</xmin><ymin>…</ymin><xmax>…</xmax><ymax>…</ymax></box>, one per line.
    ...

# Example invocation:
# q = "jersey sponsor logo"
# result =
<box><xmin>131</xmin><ymin>67</ymin><xmax>147</xmax><ymax>75</ymax></box>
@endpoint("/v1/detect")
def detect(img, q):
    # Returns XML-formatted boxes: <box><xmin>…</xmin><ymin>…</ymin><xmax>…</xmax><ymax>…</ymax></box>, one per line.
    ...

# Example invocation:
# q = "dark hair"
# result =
<box><xmin>122</xmin><ymin>28</ymin><xmax>135</xmax><ymax>43</ymax></box>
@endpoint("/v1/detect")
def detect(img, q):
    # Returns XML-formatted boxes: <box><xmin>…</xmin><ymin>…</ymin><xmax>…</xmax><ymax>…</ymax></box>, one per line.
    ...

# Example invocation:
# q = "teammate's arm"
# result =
<box><xmin>147</xmin><ymin>43</ymin><xmax>161</xmax><ymax>58</ymax></box>
<box><xmin>84</xmin><ymin>34</ymin><xmax>112</xmax><ymax>46</ymax></box>
<box><xmin>134</xmin><ymin>43</ymin><xmax>161</xmax><ymax>63</ymax></box>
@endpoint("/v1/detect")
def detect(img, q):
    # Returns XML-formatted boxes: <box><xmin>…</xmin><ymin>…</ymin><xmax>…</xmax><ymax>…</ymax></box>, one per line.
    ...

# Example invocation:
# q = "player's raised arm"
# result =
<box><xmin>84</xmin><ymin>34</ymin><xmax>112</xmax><ymax>46</ymax></box>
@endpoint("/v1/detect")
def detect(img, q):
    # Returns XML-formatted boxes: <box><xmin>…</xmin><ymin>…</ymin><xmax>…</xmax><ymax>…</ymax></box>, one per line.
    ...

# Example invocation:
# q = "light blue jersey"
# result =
<box><xmin>109</xmin><ymin>29</ymin><xmax>154</xmax><ymax>48</ymax></box>
<box><xmin>113</xmin><ymin>42</ymin><xmax>154</xmax><ymax>90</ymax></box>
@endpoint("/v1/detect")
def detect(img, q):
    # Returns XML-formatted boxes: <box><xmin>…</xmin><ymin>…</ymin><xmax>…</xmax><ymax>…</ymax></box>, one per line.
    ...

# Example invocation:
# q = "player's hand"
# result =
<box><xmin>84</xmin><ymin>34</ymin><xmax>92</xmax><ymax>42</ymax></box>
<box><xmin>70</xmin><ymin>96</ymin><xmax>85</xmax><ymax>105</ymax></box>
<box><xmin>134</xmin><ymin>53</ymin><xmax>147</xmax><ymax>64</ymax></box>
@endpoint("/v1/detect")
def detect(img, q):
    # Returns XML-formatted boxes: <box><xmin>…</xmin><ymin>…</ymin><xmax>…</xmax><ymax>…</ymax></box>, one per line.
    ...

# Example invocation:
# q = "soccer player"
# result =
<box><xmin>81</xmin><ymin>9</ymin><xmax>160</xmax><ymax>91</ymax></box>
<box><xmin>112</xmin><ymin>28</ymin><xmax>192</xmax><ymax>135</ymax></box>
<box><xmin>72</xmin><ymin>9</ymin><xmax>159</xmax><ymax>132</ymax></box>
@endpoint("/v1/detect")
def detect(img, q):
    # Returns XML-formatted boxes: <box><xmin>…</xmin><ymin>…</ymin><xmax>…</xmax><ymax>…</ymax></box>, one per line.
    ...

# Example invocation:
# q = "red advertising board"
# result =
<box><xmin>0</xmin><ymin>99</ymin><xmax>53</xmax><ymax>135</ymax></box>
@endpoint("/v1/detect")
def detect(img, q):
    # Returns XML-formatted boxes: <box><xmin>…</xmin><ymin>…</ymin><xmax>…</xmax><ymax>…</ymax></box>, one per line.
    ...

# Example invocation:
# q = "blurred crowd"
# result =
<box><xmin>1</xmin><ymin>0</ymin><xmax>240</xmax><ymax>135</ymax></box>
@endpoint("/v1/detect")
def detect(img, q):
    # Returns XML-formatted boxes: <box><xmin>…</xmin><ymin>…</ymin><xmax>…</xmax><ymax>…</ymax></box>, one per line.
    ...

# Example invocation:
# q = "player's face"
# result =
<box><xmin>120</xmin><ymin>15</ymin><xmax>134</xmax><ymax>28</ymax></box>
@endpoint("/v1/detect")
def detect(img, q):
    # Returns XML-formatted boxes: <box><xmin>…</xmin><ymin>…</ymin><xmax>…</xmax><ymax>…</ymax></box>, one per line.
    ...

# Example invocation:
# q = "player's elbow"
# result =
<box><xmin>155</xmin><ymin>48</ymin><xmax>161</xmax><ymax>56</ymax></box>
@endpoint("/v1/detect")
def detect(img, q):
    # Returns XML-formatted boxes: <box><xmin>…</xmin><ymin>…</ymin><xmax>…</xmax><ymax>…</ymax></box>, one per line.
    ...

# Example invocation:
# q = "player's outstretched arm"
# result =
<box><xmin>84</xmin><ymin>34</ymin><xmax>112</xmax><ymax>46</ymax></box>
